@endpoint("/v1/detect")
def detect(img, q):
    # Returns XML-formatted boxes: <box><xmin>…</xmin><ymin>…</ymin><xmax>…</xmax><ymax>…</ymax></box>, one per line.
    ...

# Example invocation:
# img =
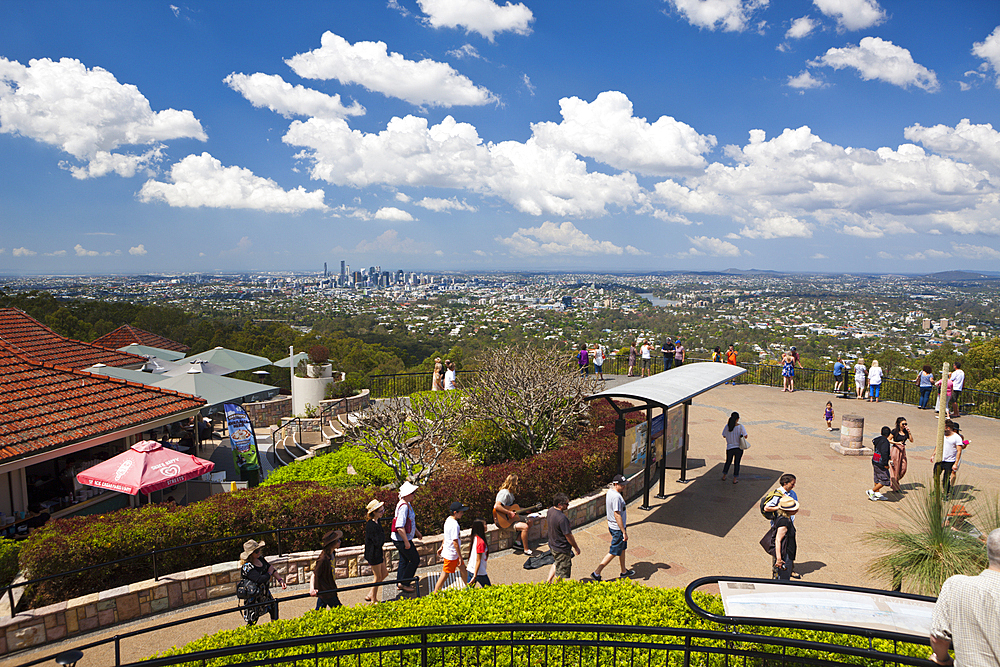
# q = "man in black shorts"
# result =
<box><xmin>545</xmin><ymin>493</ymin><xmax>581</xmax><ymax>583</ymax></box>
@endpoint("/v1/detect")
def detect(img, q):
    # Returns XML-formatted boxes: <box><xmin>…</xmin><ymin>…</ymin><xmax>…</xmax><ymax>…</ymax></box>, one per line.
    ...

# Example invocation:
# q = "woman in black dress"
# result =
<box><xmin>365</xmin><ymin>499</ymin><xmax>388</xmax><ymax>603</ymax></box>
<box><xmin>772</xmin><ymin>496</ymin><xmax>799</xmax><ymax>580</ymax></box>
<box><xmin>239</xmin><ymin>539</ymin><xmax>286</xmax><ymax>626</ymax></box>
<box><xmin>309</xmin><ymin>530</ymin><xmax>342</xmax><ymax>609</ymax></box>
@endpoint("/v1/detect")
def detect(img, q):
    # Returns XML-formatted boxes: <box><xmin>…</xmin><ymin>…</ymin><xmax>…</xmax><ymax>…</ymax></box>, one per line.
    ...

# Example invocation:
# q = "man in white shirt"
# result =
<box><xmin>950</xmin><ymin>361</ymin><xmax>965</xmax><ymax>417</ymax></box>
<box><xmin>591</xmin><ymin>474</ymin><xmax>635</xmax><ymax>581</ymax></box>
<box><xmin>929</xmin><ymin>528</ymin><xmax>1000</xmax><ymax>666</ymax></box>
<box><xmin>433</xmin><ymin>501</ymin><xmax>469</xmax><ymax>593</ymax></box>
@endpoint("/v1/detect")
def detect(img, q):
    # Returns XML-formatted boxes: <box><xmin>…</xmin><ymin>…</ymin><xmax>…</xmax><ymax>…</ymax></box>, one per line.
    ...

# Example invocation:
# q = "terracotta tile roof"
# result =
<box><xmin>0</xmin><ymin>343</ymin><xmax>206</xmax><ymax>464</ymax></box>
<box><xmin>92</xmin><ymin>324</ymin><xmax>189</xmax><ymax>353</ymax></box>
<box><xmin>0</xmin><ymin>308</ymin><xmax>148</xmax><ymax>369</ymax></box>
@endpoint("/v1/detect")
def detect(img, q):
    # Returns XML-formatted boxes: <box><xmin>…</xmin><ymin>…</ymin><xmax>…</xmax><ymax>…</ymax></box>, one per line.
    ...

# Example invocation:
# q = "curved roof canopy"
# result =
<box><xmin>585</xmin><ymin>362</ymin><xmax>746</xmax><ymax>410</ymax></box>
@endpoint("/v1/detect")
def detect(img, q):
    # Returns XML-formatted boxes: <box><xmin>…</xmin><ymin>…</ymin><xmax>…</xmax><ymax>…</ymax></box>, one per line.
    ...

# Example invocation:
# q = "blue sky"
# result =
<box><xmin>1</xmin><ymin>0</ymin><xmax>999</xmax><ymax>274</ymax></box>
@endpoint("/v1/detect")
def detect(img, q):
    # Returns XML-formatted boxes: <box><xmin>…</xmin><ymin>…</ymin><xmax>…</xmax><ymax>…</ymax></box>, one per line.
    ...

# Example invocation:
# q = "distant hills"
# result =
<box><xmin>923</xmin><ymin>270</ymin><xmax>1000</xmax><ymax>281</ymax></box>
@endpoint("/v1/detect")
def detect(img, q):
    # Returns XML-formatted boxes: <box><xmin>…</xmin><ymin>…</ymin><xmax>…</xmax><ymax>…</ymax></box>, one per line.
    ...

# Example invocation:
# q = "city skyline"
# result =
<box><xmin>2</xmin><ymin>1</ymin><xmax>1000</xmax><ymax>274</ymax></box>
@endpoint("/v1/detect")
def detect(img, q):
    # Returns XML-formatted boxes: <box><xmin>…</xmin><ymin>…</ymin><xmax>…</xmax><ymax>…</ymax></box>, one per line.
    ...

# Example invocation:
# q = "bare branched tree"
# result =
<box><xmin>343</xmin><ymin>393</ymin><xmax>465</xmax><ymax>484</ymax></box>
<box><xmin>465</xmin><ymin>343</ymin><xmax>602</xmax><ymax>456</ymax></box>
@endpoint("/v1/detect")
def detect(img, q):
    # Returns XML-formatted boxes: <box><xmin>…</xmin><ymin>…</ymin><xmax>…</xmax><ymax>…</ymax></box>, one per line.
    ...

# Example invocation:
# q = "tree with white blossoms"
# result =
<box><xmin>344</xmin><ymin>392</ymin><xmax>464</xmax><ymax>485</ymax></box>
<box><xmin>465</xmin><ymin>343</ymin><xmax>603</xmax><ymax>457</ymax></box>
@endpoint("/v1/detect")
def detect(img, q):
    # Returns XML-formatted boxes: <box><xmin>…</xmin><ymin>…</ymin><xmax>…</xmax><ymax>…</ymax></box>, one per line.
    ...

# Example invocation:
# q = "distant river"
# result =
<box><xmin>638</xmin><ymin>293</ymin><xmax>682</xmax><ymax>307</ymax></box>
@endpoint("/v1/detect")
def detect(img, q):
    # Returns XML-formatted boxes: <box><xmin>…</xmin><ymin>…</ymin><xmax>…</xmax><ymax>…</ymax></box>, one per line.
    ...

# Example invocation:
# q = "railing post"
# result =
<box><xmin>153</xmin><ymin>549</ymin><xmax>158</xmax><ymax>581</ymax></box>
<box><xmin>277</xmin><ymin>529</ymin><xmax>283</xmax><ymax>557</ymax></box>
<box><xmin>683</xmin><ymin>635</ymin><xmax>691</xmax><ymax>667</ymax></box>
<box><xmin>5</xmin><ymin>584</ymin><xmax>13</xmax><ymax>615</ymax></box>
<box><xmin>115</xmin><ymin>635</ymin><xmax>121</xmax><ymax>666</ymax></box>
<box><xmin>421</xmin><ymin>631</ymin><xmax>428</xmax><ymax>667</ymax></box>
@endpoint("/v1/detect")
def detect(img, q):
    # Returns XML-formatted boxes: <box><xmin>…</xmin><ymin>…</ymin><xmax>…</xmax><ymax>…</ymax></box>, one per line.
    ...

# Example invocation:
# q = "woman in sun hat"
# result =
<box><xmin>365</xmin><ymin>498</ymin><xmax>388</xmax><ymax>603</ymax></box>
<box><xmin>238</xmin><ymin>538</ymin><xmax>286</xmax><ymax>626</ymax></box>
<box><xmin>309</xmin><ymin>529</ymin><xmax>343</xmax><ymax>609</ymax></box>
<box><xmin>772</xmin><ymin>496</ymin><xmax>799</xmax><ymax>580</ymax></box>
<box><xmin>391</xmin><ymin>481</ymin><xmax>422</xmax><ymax>594</ymax></box>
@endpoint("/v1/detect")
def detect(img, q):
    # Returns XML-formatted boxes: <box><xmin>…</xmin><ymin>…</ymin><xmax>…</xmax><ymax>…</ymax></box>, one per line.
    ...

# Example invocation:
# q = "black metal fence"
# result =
<box><xmin>108</xmin><ymin>621</ymin><xmax>933</xmax><ymax>667</ymax></box>
<box><xmin>370</xmin><ymin>359</ymin><xmax>1000</xmax><ymax>419</ymax></box>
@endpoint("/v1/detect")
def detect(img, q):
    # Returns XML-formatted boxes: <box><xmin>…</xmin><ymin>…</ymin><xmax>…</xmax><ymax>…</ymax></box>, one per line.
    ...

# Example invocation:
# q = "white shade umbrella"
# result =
<box><xmin>176</xmin><ymin>347</ymin><xmax>272</xmax><ymax>372</ymax></box>
<box><xmin>117</xmin><ymin>343</ymin><xmax>186</xmax><ymax>362</ymax></box>
<box><xmin>151</xmin><ymin>366</ymin><xmax>279</xmax><ymax>409</ymax></box>
<box><xmin>273</xmin><ymin>351</ymin><xmax>309</xmax><ymax>368</ymax></box>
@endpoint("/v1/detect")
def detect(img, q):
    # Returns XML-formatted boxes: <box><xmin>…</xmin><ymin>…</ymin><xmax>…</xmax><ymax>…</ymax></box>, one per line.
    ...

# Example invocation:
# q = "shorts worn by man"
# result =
<box><xmin>545</xmin><ymin>493</ymin><xmax>580</xmax><ymax>583</ymax></box>
<box><xmin>929</xmin><ymin>528</ymin><xmax>1000</xmax><ymax>666</ymax></box>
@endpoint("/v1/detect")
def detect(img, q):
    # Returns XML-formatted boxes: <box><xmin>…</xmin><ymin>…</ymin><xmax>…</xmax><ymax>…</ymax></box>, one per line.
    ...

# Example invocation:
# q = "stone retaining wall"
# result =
<box><xmin>0</xmin><ymin>467</ymin><xmax>649</xmax><ymax>656</ymax></box>
<box><xmin>243</xmin><ymin>395</ymin><xmax>292</xmax><ymax>427</ymax></box>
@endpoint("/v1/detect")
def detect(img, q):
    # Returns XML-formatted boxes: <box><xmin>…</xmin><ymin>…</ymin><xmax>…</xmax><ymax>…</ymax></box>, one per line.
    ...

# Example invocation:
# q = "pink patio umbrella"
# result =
<box><xmin>76</xmin><ymin>440</ymin><xmax>215</xmax><ymax>495</ymax></box>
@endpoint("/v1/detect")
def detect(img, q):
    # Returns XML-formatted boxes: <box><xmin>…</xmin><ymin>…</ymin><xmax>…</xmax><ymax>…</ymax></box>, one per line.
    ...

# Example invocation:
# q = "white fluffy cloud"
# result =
<box><xmin>653</xmin><ymin>124</ymin><xmax>997</xmax><ymax>238</ymax></box>
<box><xmin>684</xmin><ymin>235</ymin><xmax>743</xmax><ymax>257</ymax></box>
<box><xmin>787</xmin><ymin>71</ymin><xmax>825</xmax><ymax>89</ymax></box>
<box><xmin>666</xmin><ymin>0</ymin><xmax>769</xmax><ymax>33</ymax></box>
<box><xmin>129</xmin><ymin>244</ymin><xmax>148</xmax><ymax>256</ymax></box>
<box><xmin>785</xmin><ymin>16</ymin><xmax>817</xmax><ymax>40</ymax></box>
<box><xmin>415</xmin><ymin>197</ymin><xmax>478</xmax><ymax>212</ymax></box>
<box><xmin>972</xmin><ymin>26</ymin><xmax>1000</xmax><ymax>89</ymax></box>
<box><xmin>417</xmin><ymin>0</ymin><xmax>534</xmax><ymax>41</ymax></box>
<box><xmin>530</xmin><ymin>91</ymin><xmax>716</xmax><ymax>176</ymax></box>
<box><xmin>224</xmin><ymin>72</ymin><xmax>365</xmax><ymax>119</ymax></box>
<box><xmin>13</xmin><ymin>247</ymin><xmax>36</xmax><ymax>257</ymax></box>
<box><xmin>904</xmin><ymin>119</ymin><xmax>1000</xmax><ymax>175</ymax></box>
<box><xmin>354</xmin><ymin>229</ymin><xmax>441</xmax><ymax>255</ymax></box>
<box><xmin>812</xmin><ymin>0</ymin><xmax>884</xmax><ymax>31</ymax></box>
<box><xmin>497</xmin><ymin>221</ymin><xmax>644</xmax><ymax>256</ymax></box>
<box><xmin>374</xmin><ymin>206</ymin><xmax>415</xmax><ymax>221</ymax></box>
<box><xmin>285</xmin><ymin>32</ymin><xmax>496</xmax><ymax>107</ymax></box>
<box><xmin>74</xmin><ymin>244</ymin><xmax>100</xmax><ymax>257</ymax></box>
<box><xmin>0</xmin><ymin>57</ymin><xmax>205</xmax><ymax>178</ymax></box>
<box><xmin>284</xmin><ymin>114</ymin><xmax>641</xmax><ymax>216</ymax></box>
<box><xmin>951</xmin><ymin>242</ymin><xmax>1000</xmax><ymax>260</ymax></box>
<box><xmin>139</xmin><ymin>152</ymin><xmax>327</xmax><ymax>213</ymax></box>
<box><xmin>811</xmin><ymin>37</ymin><xmax>939</xmax><ymax>92</ymax></box>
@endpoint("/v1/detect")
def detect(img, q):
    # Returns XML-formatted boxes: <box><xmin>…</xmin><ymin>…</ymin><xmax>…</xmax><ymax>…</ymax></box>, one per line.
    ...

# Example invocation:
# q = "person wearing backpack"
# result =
<box><xmin>762</xmin><ymin>474</ymin><xmax>798</xmax><ymax>524</ymax></box>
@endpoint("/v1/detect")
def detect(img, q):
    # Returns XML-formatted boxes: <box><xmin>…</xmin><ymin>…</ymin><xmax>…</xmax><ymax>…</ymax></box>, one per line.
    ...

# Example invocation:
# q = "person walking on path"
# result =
<box><xmin>627</xmin><ymin>342</ymin><xmax>637</xmax><ymax>377</ymax></box>
<box><xmin>781</xmin><ymin>351</ymin><xmax>796</xmax><ymax>392</ymax></box>
<box><xmin>928</xmin><ymin>527</ymin><xmax>1000</xmax><ymax>666</ymax></box>
<box><xmin>868</xmin><ymin>426</ymin><xmax>892</xmax><ymax>501</ymax></box>
<box><xmin>789</xmin><ymin>347</ymin><xmax>803</xmax><ymax>391</ymax></box>
<box><xmin>824</xmin><ymin>401</ymin><xmax>835</xmax><ymax>431</ymax></box>
<box><xmin>889</xmin><ymin>417</ymin><xmax>912</xmax><ymax>493</ymax></box>
<box><xmin>833</xmin><ymin>356</ymin><xmax>846</xmax><ymax>393</ymax></box>
<box><xmin>591</xmin><ymin>343</ymin><xmax>605</xmax><ymax>380</ymax></box>
<box><xmin>640</xmin><ymin>340</ymin><xmax>653</xmax><ymax>376</ymax></box>
<box><xmin>467</xmin><ymin>519</ymin><xmax>491</xmax><ymax>588</ymax></box>
<box><xmin>950</xmin><ymin>361</ymin><xmax>965</xmax><ymax>417</ymax></box>
<box><xmin>662</xmin><ymin>339</ymin><xmax>676</xmax><ymax>371</ymax></box>
<box><xmin>545</xmin><ymin>493</ymin><xmax>580</xmax><ymax>583</ymax></box>
<box><xmin>239</xmin><ymin>539</ymin><xmax>286</xmax><ymax>626</ymax></box>
<box><xmin>772</xmin><ymin>496</ymin><xmax>799</xmax><ymax>580</ymax></box>
<box><xmin>433</xmin><ymin>501</ymin><xmax>469</xmax><ymax>593</ymax></box>
<box><xmin>578</xmin><ymin>343</ymin><xmax>589</xmax><ymax>376</ymax></box>
<box><xmin>933</xmin><ymin>420</ymin><xmax>967</xmax><ymax>496</ymax></box>
<box><xmin>364</xmin><ymin>499</ymin><xmax>388</xmax><ymax>603</ymax></box>
<box><xmin>309</xmin><ymin>530</ymin><xmax>343</xmax><ymax>609</ymax></box>
<box><xmin>391</xmin><ymin>481</ymin><xmax>422</xmax><ymax>594</ymax></box>
<box><xmin>917</xmin><ymin>365</ymin><xmax>935</xmax><ymax>410</ymax></box>
<box><xmin>721</xmin><ymin>412</ymin><xmax>748</xmax><ymax>484</ymax></box>
<box><xmin>867</xmin><ymin>360</ymin><xmax>884</xmax><ymax>402</ymax></box>
<box><xmin>854</xmin><ymin>358</ymin><xmax>868</xmax><ymax>400</ymax></box>
<box><xmin>591</xmin><ymin>474</ymin><xmax>635</xmax><ymax>581</ymax></box>
<box><xmin>494</xmin><ymin>473</ymin><xmax>538</xmax><ymax>555</ymax></box>
<box><xmin>673</xmin><ymin>340</ymin><xmax>685</xmax><ymax>367</ymax></box>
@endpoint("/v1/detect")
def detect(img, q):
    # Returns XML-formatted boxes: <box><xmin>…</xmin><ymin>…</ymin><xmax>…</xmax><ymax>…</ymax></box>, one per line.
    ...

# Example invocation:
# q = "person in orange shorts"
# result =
<box><xmin>433</xmin><ymin>501</ymin><xmax>469</xmax><ymax>593</ymax></box>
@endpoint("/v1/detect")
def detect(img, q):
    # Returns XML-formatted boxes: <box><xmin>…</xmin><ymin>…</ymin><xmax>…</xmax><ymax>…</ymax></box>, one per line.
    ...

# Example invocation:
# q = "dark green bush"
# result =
<box><xmin>261</xmin><ymin>445</ymin><xmax>394</xmax><ymax>489</ymax></box>
<box><xmin>0</xmin><ymin>538</ymin><xmax>21</xmax><ymax>589</ymax></box>
<box><xmin>454</xmin><ymin>419</ymin><xmax>522</xmax><ymax>465</ymax></box>
<box><xmin>153</xmin><ymin>582</ymin><xmax>927</xmax><ymax>666</ymax></box>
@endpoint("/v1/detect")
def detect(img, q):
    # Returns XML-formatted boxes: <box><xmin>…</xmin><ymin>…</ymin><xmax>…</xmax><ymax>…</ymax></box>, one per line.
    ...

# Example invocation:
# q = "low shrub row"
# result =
<box><xmin>152</xmin><ymin>582</ymin><xmax>927</xmax><ymax>666</ymax></box>
<box><xmin>19</xmin><ymin>401</ymin><xmax>629</xmax><ymax>608</ymax></box>
<box><xmin>0</xmin><ymin>538</ymin><xmax>21</xmax><ymax>590</ymax></box>
<box><xmin>261</xmin><ymin>445</ymin><xmax>395</xmax><ymax>489</ymax></box>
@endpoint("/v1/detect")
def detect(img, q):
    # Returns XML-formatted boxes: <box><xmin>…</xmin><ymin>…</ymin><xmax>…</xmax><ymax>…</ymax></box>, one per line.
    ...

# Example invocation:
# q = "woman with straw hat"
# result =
<box><xmin>772</xmin><ymin>496</ymin><xmax>799</xmax><ymax>580</ymax></box>
<box><xmin>309</xmin><ymin>529</ymin><xmax>343</xmax><ymax>609</ymax></box>
<box><xmin>365</xmin><ymin>499</ymin><xmax>388</xmax><ymax>603</ymax></box>
<box><xmin>238</xmin><ymin>539</ymin><xmax>286</xmax><ymax>626</ymax></box>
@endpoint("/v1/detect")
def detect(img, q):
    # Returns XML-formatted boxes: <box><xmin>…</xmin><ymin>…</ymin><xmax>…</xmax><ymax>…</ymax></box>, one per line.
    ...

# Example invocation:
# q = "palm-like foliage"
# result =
<box><xmin>865</xmin><ymin>480</ymin><xmax>1000</xmax><ymax>596</ymax></box>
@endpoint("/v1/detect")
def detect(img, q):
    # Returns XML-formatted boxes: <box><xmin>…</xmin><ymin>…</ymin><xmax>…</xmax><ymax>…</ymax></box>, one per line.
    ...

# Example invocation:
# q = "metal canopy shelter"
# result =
<box><xmin>584</xmin><ymin>362</ymin><xmax>746</xmax><ymax>510</ymax></box>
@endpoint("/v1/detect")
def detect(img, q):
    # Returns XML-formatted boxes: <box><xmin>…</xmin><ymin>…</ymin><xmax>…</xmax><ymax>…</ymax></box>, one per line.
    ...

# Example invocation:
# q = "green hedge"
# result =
<box><xmin>152</xmin><ymin>582</ymin><xmax>927</xmax><ymax>666</ymax></box>
<box><xmin>261</xmin><ymin>445</ymin><xmax>394</xmax><ymax>489</ymax></box>
<box><xmin>0</xmin><ymin>538</ymin><xmax>21</xmax><ymax>590</ymax></box>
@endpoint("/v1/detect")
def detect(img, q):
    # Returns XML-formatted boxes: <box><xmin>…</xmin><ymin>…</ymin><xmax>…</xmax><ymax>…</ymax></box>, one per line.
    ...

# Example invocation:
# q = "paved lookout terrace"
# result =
<box><xmin>8</xmin><ymin>376</ymin><xmax>999</xmax><ymax>667</ymax></box>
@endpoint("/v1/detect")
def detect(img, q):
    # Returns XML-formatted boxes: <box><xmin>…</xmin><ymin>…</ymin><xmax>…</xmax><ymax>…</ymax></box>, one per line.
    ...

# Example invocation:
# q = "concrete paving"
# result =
<box><xmin>9</xmin><ymin>377</ymin><xmax>998</xmax><ymax>667</ymax></box>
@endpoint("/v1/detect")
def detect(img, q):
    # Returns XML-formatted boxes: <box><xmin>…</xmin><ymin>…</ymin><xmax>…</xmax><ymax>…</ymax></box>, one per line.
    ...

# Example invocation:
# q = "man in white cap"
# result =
<box><xmin>591</xmin><ymin>474</ymin><xmax>635</xmax><ymax>581</ymax></box>
<box><xmin>391</xmin><ymin>481</ymin><xmax>422</xmax><ymax>594</ymax></box>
